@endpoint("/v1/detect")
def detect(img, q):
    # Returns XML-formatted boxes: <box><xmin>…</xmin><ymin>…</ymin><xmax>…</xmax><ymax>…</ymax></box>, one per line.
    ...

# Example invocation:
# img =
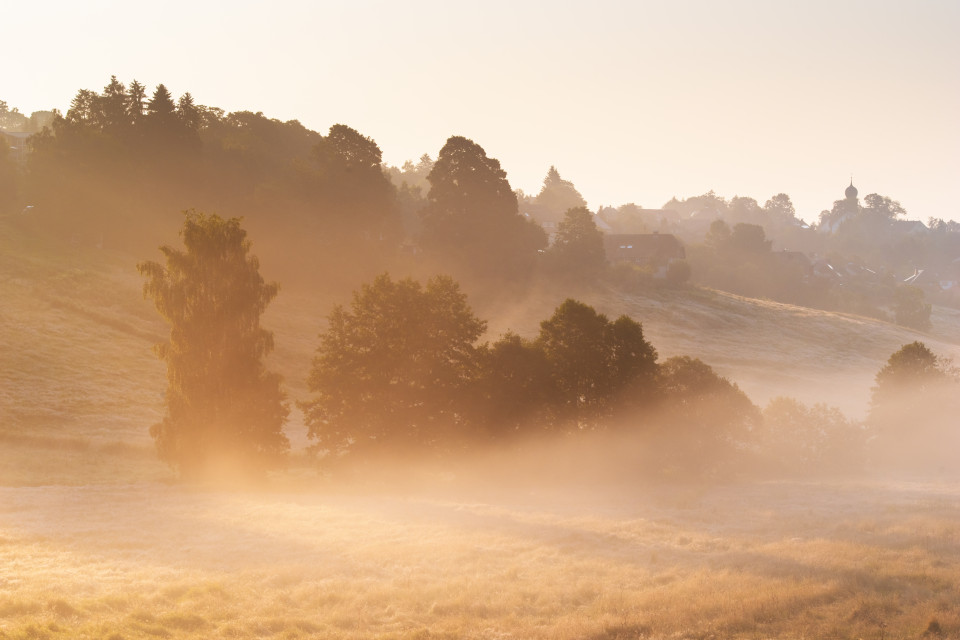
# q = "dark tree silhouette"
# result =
<box><xmin>420</xmin><ymin>136</ymin><xmax>546</xmax><ymax>281</ymax></box>
<box><xmin>138</xmin><ymin>212</ymin><xmax>289</xmax><ymax>478</ymax></box>
<box><xmin>311</xmin><ymin>124</ymin><xmax>400</xmax><ymax>243</ymax></box>
<box><xmin>473</xmin><ymin>332</ymin><xmax>556</xmax><ymax>438</ymax></box>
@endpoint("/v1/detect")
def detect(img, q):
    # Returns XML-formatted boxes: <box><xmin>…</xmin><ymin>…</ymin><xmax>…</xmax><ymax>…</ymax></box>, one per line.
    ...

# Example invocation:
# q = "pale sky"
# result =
<box><xmin>6</xmin><ymin>0</ymin><xmax>959</xmax><ymax>223</ymax></box>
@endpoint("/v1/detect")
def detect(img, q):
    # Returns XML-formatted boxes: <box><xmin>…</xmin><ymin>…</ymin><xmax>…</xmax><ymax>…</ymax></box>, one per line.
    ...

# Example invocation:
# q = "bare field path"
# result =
<box><xmin>1</xmin><ymin>478</ymin><xmax>958</xmax><ymax>639</ymax></box>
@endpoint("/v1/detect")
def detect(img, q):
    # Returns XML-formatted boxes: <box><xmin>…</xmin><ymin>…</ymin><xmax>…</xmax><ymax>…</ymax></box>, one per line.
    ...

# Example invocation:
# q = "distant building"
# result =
<box><xmin>603</xmin><ymin>233</ymin><xmax>685</xmax><ymax>267</ymax></box>
<box><xmin>819</xmin><ymin>179</ymin><xmax>860</xmax><ymax>234</ymax></box>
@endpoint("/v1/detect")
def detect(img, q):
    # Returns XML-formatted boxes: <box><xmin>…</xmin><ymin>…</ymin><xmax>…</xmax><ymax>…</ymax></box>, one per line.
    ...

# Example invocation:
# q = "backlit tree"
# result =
<box><xmin>138</xmin><ymin>212</ymin><xmax>289</xmax><ymax>478</ymax></box>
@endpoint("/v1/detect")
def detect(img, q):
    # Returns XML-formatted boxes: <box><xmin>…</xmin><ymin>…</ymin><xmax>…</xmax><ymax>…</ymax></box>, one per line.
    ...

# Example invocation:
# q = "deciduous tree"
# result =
<box><xmin>536</xmin><ymin>299</ymin><xmax>656</xmax><ymax>428</ymax></box>
<box><xmin>301</xmin><ymin>274</ymin><xmax>486</xmax><ymax>458</ymax></box>
<box><xmin>421</xmin><ymin>136</ymin><xmax>546</xmax><ymax>281</ymax></box>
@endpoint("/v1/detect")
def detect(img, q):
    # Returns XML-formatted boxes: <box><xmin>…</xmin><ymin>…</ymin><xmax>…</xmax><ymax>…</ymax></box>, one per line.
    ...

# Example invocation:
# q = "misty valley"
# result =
<box><xmin>1</xmin><ymin>78</ymin><xmax>959</xmax><ymax>639</ymax></box>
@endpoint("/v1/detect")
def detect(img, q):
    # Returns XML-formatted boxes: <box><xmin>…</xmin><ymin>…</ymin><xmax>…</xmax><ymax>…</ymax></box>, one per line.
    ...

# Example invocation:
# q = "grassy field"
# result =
<box><xmin>2</xmin><ymin>220</ymin><xmax>960</xmax><ymax>638</ymax></box>
<box><xmin>1</xmin><ymin>477</ymin><xmax>958</xmax><ymax>639</ymax></box>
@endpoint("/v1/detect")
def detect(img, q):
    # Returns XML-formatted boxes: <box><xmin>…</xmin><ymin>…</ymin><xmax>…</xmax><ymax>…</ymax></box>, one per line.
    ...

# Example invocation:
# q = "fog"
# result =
<box><xmin>3</xmin><ymin>79</ymin><xmax>960</xmax><ymax>638</ymax></box>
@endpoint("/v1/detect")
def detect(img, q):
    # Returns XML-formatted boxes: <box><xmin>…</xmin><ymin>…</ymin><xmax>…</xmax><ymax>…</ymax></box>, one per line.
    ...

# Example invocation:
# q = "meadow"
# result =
<box><xmin>2</xmin><ymin>224</ymin><xmax>959</xmax><ymax>639</ymax></box>
<box><xmin>1</xmin><ymin>472</ymin><xmax>958</xmax><ymax>639</ymax></box>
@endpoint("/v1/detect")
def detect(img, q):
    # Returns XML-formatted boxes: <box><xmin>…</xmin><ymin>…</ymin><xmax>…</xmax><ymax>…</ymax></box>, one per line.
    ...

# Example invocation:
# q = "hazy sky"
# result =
<box><xmin>6</xmin><ymin>0</ymin><xmax>959</xmax><ymax>223</ymax></box>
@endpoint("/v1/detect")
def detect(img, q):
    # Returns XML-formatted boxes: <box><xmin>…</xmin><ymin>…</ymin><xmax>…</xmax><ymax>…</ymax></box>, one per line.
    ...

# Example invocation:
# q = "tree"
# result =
<box><xmin>870</xmin><ymin>342</ymin><xmax>952</xmax><ymax>410</ymax></box>
<box><xmin>99</xmin><ymin>75</ymin><xmax>128</xmax><ymax>133</ymax></box>
<box><xmin>862</xmin><ymin>193</ymin><xmax>906</xmax><ymax>220</ymax></box>
<box><xmin>301</xmin><ymin>274</ymin><xmax>486</xmax><ymax>459</ymax></box>
<box><xmin>727</xmin><ymin>196</ymin><xmax>763</xmax><ymax>225</ymax></box>
<box><xmin>138</xmin><ymin>212</ymin><xmax>289</xmax><ymax>478</ymax></box>
<box><xmin>868</xmin><ymin>342</ymin><xmax>958</xmax><ymax>470</ymax></box>
<box><xmin>763</xmin><ymin>193</ymin><xmax>796</xmax><ymax>223</ymax></box>
<box><xmin>705</xmin><ymin>219</ymin><xmax>731</xmax><ymax>249</ymax></box>
<box><xmin>127</xmin><ymin>80</ymin><xmax>147</xmax><ymax>124</ymax></box>
<box><xmin>545</xmin><ymin>206</ymin><xmax>606</xmax><ymax>281</ymax></box>
<box><xmin>534</xmin><ymin>166</ymin><xmax>587</xmax><ymax>217</ymax></box>
<box><xmin>472</xmin><ymin>333</ymin><xmax>556</xmax><ymax>438</ymax></box>
<box><xmin>177</xmin><ymin>92</ymin><xmax>202</xmax><ymax>132</ymax></box>
<box><xmin>146</xmin><ymin>84</ymin><xmax>176</xmax><ymax>123</ymax></box>
<box><xmin>535</xmin><ymin>299</ymin><xmax>656</xmax><ymax>427</ymax></box>
<box><xmin>311</xmin><ymin>124</ymin><xmax>399</xmax><ymax>242</ymax></box>
<box><xmin>762</xmin><ymin>397</ymin><xmax>864</xmax><ymax>474</ymax></box>
<box><xmin>655</xmin><ymin>356</ymin><xmax>760</xmax><ymax>472</ymax></box>
<box><xmin>420</xmin><ymin>136</ymin><xmax>547</xmax><ymax>281</ymax></box>
<box><xmin>729</xmin><ymin>223</ymin><xmax>772</xmax><ymax>253</ymax></box>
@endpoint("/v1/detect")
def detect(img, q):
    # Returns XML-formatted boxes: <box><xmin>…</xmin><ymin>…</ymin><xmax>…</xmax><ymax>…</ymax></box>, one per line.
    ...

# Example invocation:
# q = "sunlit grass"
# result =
<box><xmin>0</xmin><ymin>479</ymin><xmax>957</xmax><ymax>639</ymax></box>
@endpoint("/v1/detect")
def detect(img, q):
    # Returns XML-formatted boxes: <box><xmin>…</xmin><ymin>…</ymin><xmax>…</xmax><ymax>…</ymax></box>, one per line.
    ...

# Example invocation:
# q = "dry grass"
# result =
<box><xmin>0</xmin><ymin>479</ymin><xmax>958</xmax><ymax>639</ymax></box>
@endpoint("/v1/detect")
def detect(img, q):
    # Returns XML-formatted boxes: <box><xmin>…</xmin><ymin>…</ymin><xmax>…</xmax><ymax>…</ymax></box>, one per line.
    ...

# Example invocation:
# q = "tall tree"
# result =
<box><xmin>177</xmin><ymin>92</ymin><xmax>202</xmax><ymax>132</ymax></box>
<box><xmin>311</xmin><ymin>124</ymin><xmax>399</xmax><ymax>242</ymax></box>
<box><xmin>301</xmin><ymin>274</ymin><xmax>486</xmax><ymax>459</ymax></box>
<box><xmin>138</xmin><ymin>212</ymin><xmax>289</xmax><ymax>478</ymax></box>
<box><xmin>127</xmin><ymin>79</ymin><xmax>147</xmax><ymax>124</ymax></box>
<box><xmin>421</xmin><ymin>136</ymin><xmax>546</xmax><ymax>281</ymax></box>
<box><xmin>146</xmin><ymin>84</ymin><xmax>177</xmax><ymax>133</ymax></box>
<box><xmin>99</xmin><ymin>75</ymin><xmax>128</xmax><ymax>132</ymax></box>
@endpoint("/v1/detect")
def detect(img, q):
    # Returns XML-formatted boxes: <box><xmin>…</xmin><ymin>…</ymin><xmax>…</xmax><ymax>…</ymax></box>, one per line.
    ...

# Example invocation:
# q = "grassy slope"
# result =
<box><xmin>3</xmin><ymin>219</ymin><xmax>960</xmax><ymax>482</ymax></box>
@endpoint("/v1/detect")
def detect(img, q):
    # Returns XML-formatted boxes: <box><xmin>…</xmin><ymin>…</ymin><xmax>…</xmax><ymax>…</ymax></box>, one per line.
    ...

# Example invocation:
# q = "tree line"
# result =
<box><xmin>140</xmin><ymin>213</ymin><xmax>959</xmax><ymax>481</ymax></box>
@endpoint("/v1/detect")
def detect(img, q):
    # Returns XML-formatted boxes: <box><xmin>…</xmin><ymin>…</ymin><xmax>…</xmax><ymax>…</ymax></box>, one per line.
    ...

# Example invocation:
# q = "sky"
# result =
<box><xmin>5</xmin><ymin>0</ymin><xmax>959</xmax><ymax>223</ymax></box>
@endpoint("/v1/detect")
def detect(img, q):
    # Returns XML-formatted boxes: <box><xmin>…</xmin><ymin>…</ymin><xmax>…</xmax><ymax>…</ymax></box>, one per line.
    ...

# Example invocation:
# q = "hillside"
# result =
<box><xmin>3</xmin><ymin>219</ymin><xmax>959</xmax><ymax>484</ymax></box>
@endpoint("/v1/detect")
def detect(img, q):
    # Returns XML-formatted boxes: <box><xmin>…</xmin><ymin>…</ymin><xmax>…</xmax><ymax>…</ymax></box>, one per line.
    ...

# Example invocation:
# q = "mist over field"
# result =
<box><xmin>3</xmin><ymin>70</ymin><xmax>960</xmax><ymax>638</ymax></box>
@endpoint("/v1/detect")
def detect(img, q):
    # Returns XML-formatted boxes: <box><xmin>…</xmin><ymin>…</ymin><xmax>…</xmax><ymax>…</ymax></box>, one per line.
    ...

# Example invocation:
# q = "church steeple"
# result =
<box><xmin>845</xmin><ymin>177</ymin><xmax>858</xmax><ymax>200</ymax></box>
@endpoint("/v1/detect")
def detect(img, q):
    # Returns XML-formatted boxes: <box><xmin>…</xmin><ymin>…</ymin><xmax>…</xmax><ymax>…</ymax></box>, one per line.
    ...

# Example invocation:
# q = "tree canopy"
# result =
<box><xmin>536</xmin><ymin>299</ymin><xmax>657</xmax><ymax>428</ymax></box>
<box><xmin>301</xmin><ymin>273</ymin><xmax>487</xmax><ymax>459</ymax></box>
<box><xmin>420</xmin><ymin>136</ymin><xmax>547</xmax><ymax>281</ymax></box>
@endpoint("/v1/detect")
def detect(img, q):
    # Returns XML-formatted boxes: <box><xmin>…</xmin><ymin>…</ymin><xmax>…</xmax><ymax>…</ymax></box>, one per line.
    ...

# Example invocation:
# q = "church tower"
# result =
<box><xmin>845</xmin><ymin>178</ymin><xmax>858</xmax><ymax>202</ymax></box>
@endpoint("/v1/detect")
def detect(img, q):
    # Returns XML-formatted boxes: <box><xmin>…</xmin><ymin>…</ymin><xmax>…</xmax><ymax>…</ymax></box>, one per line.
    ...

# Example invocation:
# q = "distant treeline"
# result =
<box><xmin>4</xmin><ymin>77</ymin><xmax>960</xmax><ymax>320</ymax></box>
